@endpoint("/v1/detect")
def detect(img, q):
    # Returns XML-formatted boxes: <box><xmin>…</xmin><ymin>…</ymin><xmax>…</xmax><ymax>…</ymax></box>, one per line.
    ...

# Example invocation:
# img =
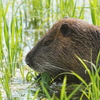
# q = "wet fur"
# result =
<box><xmin>25</xmin><ymin>18</ymin><xmax>100</xmax><ymax>83</ymax></box>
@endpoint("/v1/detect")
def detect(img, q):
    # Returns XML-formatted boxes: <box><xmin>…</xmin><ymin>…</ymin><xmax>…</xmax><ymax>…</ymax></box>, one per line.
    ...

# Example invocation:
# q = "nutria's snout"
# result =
<box><xmin>25</xmin><ymin>53</ymin><xmax>33</xmax><ymax>68</ymax></box>
<box><xmin>25</xmin><ymin>56</ymin><xmax>30</xmax><ymax>66</ymax></box>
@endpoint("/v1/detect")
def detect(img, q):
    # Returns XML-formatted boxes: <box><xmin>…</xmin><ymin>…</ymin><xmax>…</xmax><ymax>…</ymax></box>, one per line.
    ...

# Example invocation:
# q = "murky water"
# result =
<box><xmin>2</xmin><ymin>69</ymin><xmax>29</xmax><ymax>99</ymax></box>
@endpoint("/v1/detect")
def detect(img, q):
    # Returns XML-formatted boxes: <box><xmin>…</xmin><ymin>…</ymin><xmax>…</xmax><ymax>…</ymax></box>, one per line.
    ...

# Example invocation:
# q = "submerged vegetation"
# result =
<box><xmin>0</xmin><ymin>0</ymin><xmax>100</xmax><ymax>99</ymax></box>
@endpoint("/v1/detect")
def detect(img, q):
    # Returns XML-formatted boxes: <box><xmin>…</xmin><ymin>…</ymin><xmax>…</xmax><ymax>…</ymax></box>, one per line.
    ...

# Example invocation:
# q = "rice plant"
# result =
<box><xmin>88</xmin><ymin>0</ymin><xmax>100</xmax><ymax>25</ymax></box>
<box><xmin>0</xmin><ymin>0</ymin><xmax>24</xmax><ymax>99</ymax></box>
<box><xmin>72</xmin><ymin>53</ymin><xmax>100</xmax><ymax>100</ymax></box>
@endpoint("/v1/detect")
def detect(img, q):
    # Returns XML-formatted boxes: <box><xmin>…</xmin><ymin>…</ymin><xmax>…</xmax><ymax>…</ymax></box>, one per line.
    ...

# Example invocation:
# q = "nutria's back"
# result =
<box><xmin>25</xmin><ymin>18</ymin><xmax>100</xmax><ymax>83</ymax></box>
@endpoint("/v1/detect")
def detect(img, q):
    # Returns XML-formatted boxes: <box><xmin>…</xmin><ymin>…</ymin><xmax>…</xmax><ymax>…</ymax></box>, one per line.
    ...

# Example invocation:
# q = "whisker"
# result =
<box><xmin>33</xmin><ymin>61</ymin><xmax>69</xmax><ymax>77</ymax></box>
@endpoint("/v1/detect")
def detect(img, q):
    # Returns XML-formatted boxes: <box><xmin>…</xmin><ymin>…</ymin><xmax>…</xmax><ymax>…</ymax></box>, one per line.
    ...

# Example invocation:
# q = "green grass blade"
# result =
<box><xmin>60</xmin><ymin>76</ymin><xmax>66</xmax><ymax>100</ymax></box>
<box><xmin>41</xmin><ymin>82</ymin><xmax>51</xmax><ymax>100</ymax></box>
<box><xmin>32</xmin><ymin>89</ymin><xmax>40</xmax><ymax>100</ymax></box>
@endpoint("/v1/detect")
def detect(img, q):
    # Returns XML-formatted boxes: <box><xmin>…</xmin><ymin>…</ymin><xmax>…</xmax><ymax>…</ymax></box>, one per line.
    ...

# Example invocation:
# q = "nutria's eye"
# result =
<box><xmin>44</xmin><ymin>40</ymin><xmax>52</xmax><ymax>46</ymax></box>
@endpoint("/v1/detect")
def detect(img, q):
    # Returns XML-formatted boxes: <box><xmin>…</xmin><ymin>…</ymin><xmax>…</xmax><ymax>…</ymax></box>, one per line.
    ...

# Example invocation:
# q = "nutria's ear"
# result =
<box><xmin>60</xmin><ymin>24</ymin><xmax>71</xmax><ymax>37</ymax></box>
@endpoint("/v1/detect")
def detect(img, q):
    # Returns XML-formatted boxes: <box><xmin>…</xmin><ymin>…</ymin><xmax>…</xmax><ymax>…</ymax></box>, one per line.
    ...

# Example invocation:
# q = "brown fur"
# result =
<box><xmin>25</xmin><ymin>18</ymin><xmax>100</xmax><ymax>82</ymax></box>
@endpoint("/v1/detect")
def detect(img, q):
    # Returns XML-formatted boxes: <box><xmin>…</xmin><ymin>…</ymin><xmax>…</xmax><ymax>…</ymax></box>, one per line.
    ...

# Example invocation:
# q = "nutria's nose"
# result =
<box><xmin>25</xmin><ymin>55</ymin><xmax>33</xmax><ymax>67</ymax></box>
<box><xmin>25</xmin><ymin>57</ymin><xmax>30</xmax><ymax>66</ymax></box>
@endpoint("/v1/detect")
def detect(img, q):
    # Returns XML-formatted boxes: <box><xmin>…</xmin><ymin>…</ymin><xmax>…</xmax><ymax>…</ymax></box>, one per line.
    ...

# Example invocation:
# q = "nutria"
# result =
<box><xmin>25</xmin><ymin>17</ymin><xmax>100</xmax><ymax>83</ymax></box>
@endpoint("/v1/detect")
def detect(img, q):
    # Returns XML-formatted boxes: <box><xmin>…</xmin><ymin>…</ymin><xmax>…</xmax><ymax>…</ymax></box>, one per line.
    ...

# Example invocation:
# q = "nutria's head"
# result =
<box><xmin>25</xmin><ymin>18</ymin><xmax>100</xmax><ymax>81</ymax></box>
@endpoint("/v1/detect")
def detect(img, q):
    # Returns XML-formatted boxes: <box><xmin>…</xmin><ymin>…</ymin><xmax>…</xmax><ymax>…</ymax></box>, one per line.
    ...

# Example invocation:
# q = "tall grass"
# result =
<box><xmin>0</xmin><ymin>0</ymin><xmax>23</xmax><ymax>75</ymax></box>
<box><xmin>0</xmin><ymin>0</ymin><xmax>3</xmax><ymax>71</ymax></box>
<box><xmin>89</xmin><ymin>0</ymin><xmax>100</xmax><ymax>25</ymax></box>
<box><xmin>26</xmin><ymin>0</ymin><xmax>86</xmax><ymax>29</ymax></box>
<box><xmin>0</xmin><ymin>0</ymin><xmax>100</xmax><ymax>99</ymax></box>
<box><xmin>25</xmin><ymin>0</ymin><xmax>100</xmax><ymax>100</ymax></box>
<box><xmin>0</xmin><ymin>0</ymin><xmax>23</xmax><ymax>99</ymax></box>
<box><xmin>71</xmin><ymin>54</ymin><xmax>100</xmax><ymax>100</ymax></box>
